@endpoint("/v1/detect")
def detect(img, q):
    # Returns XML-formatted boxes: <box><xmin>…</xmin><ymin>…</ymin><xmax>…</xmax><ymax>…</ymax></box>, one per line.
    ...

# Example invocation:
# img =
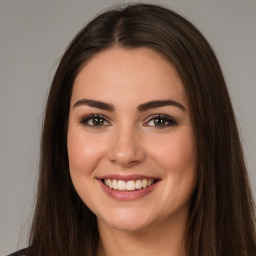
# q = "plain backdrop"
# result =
<box><xmin>0</xmin><ymin>0</ymin><xmax>255</xmax><ymax>254</ymax></box>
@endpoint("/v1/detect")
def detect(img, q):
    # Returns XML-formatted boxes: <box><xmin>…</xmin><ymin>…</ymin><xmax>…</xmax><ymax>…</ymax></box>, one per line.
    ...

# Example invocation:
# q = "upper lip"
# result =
<box><xmin>97</xmin><ymin>174</ymin><xmax>160</xmax><ymax>181</ymax></box>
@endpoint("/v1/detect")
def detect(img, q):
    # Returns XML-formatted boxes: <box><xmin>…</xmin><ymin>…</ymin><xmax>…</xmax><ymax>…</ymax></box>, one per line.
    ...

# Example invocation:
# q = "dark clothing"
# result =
<box><xmin>7</xmin><ymin>248</ymin><xmax>27</xmax><ymax>256</ymax></box>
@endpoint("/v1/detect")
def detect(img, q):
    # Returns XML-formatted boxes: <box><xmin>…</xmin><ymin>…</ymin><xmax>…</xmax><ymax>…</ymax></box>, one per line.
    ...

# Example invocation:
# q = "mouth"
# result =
<box><xmin>101</xmin><ymin>178</ymin><xmax>158</xmax><ymax>191</ymax></box>
<box><xmin>97</xmin><ymin>175</ymin><xmax>160</xmax><ymax>200</ymax></box>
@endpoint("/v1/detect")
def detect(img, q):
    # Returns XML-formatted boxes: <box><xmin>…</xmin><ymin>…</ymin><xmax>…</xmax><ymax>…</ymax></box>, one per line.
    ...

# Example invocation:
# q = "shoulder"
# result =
<box><xmin>6</xmin><ymin>248</ymin><xmax>27</xmax><ymax>256</ymax></box>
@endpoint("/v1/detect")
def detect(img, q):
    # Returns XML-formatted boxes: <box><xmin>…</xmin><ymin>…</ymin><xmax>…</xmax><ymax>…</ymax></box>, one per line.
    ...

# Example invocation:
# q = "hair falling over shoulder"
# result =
<box><xmin>26</xmin><ymin>3</ymin><xmax>255</xmax><ymax>256</ymax></box>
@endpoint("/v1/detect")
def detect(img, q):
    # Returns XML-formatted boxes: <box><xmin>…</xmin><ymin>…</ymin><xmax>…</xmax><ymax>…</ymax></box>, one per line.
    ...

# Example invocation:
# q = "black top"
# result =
<box><xmin>7</xmin><ymin>248</ymin><xmax>27</xmax><ymax>256</ymax></box>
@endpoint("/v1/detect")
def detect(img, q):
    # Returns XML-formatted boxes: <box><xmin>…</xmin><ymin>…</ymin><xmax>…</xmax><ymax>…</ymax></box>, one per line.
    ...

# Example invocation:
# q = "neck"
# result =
<box><xmin>97</xmin><ymin>214</ymin><xmax>187</xmax><ymax>256</ymax></box>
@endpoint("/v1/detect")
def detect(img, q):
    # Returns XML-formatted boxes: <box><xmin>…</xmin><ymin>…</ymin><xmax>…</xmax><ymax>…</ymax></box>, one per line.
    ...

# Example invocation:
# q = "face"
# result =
<box><xmin>67</xmin><ymin>47</ymin><xmax>197</xmax><ymax>233</ymax></box>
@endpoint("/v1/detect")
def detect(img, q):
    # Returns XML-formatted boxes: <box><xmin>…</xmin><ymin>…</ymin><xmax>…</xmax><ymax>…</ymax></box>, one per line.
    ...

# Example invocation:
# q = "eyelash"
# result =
<box><xmin>79</xmin><ymin>114</ymin><xmax>178</xmax><ymax>129</ymax></box>
<box><xmin>79</xmin><ymin>114</ymin><xmax>110</xmax><ymax>128</ymax></box>
<box><xmin>144</xmin><ymin>114</ymin><xmax>178</xmax><ymax>128</ymax></box>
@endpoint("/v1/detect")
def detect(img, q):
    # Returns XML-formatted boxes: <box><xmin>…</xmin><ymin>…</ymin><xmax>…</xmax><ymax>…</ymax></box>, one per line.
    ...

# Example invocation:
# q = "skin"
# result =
<box><xmin>67</xmin><ymin>47</ymin><xmax>197</xmax><ymax>256</ymax></box>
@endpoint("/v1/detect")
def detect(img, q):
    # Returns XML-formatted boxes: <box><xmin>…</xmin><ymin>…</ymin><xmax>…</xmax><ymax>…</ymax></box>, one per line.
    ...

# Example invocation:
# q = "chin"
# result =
<box><xmin>97</xmin><ymin>207</ymin><xmax>155</xmax><ymax>233</ymax></box>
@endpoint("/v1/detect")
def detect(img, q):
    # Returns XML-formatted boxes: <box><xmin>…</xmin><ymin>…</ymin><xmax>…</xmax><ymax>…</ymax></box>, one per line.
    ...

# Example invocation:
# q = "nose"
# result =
<box><xmin>107</xmin><ymin>125</ymin><xmax>146</xmax><ymax>167</ymax></box>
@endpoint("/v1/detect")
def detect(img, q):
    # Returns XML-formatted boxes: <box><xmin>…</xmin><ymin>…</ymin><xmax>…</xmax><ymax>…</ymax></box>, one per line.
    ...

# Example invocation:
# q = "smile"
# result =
<box><xmin>103</xmin><ymin>178</ymin><xmax>155</xmax><ymax>191</ymax></box>
<box><xmin>97</xmin><ymin>175</ymin><xmax>160</xmax><ymax>201</ymax></box>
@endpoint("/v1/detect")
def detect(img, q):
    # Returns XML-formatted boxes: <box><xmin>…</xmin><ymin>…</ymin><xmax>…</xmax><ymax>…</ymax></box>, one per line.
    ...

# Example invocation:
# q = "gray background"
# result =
<box><xmin>0</xmin><ymin>0</ymin><xmax>255</xmax><ymax>254</ymax></box>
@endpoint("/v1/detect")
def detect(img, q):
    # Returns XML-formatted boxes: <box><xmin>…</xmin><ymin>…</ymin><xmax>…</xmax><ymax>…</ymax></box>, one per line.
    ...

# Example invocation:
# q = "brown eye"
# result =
<box><xmin>145</xmin><ymin>114</ymin><xmax>177</xmax><ymax>128</ymax></box>
<box><xmin>80</xmin><ymin>114</ymin><xmax>110</xmax><ymax>127</ymax></box>
<box><xmin>153</xmin><ymin>118</ymin><xmax>167</xmax><ymax>126</ymax></box>
<box><xmin>92</xmin><ymin>117</ymin><xmax>105</xmax><ymax>126</ymax></box>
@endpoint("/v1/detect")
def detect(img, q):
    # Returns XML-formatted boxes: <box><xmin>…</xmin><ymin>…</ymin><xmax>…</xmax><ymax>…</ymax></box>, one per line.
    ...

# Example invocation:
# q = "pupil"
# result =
<box><xmin>154</xmin><ymin>118</ymin><xmax>165</xmax><ymax>126</ymax></box>
<box><xmin>93</xmin><ymin>118</ymin><xmax>104</xmax><ymax>126</ymax></box>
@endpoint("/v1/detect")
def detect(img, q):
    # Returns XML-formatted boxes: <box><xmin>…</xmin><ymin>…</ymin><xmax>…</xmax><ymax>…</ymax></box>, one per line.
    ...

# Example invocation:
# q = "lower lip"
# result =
<box><xmin>98</xmin><ymin>180</ymin><xmax>159</xmax><ymax>201</ymax></box>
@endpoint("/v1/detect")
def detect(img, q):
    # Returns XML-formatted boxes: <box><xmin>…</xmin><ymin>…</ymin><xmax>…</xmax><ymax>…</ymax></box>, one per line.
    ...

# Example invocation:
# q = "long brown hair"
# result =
<box><xmin>27</xmin><ymin>3</ymin><xmax>256</xmax><ymax>256</ymax></box>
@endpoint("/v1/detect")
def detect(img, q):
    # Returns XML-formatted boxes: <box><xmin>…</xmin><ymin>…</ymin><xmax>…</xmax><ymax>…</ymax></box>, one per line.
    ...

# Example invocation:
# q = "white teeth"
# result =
<box><xmin>108</xmin><ymin>179</ymin><xmax>113</xmax><ymax>188</ymax></box>
<box><xmin>148</xmin><ymin>179</ymin><xmax>153</xmax><ymax>186</ymax></box>
<box><xmin>103</xmin><ymin>178</ymin><xmax>155</xmax><ymax>191</ymax></box>
<box><xmin>126</xmin><ymin>181</ymin><xmax>135</xmax><ymax>190</ymax></box>
<box><xmin>118</xmin><ymin>180</ymin><xmax>126</xmax><ymax>190</ymax></box>
<box><xmin>142</xmin><ymin>179</ymin><xmax>147</xmax><ymax>188</ymax></box>
<box><xmin>135</xmin><ymin>180</ymin><xmax>142</xmax><ymax>189</ymax></box>
<box><xmin>112</xmin><ymin>179</ymin><xmax>118</xmax><ymax>189</ymax></box>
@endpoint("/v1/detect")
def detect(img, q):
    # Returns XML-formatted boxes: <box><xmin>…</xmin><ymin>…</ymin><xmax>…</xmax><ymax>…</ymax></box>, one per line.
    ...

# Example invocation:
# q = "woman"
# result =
<box><xmin>9</xmin><ymin>3</ymin><xmax>256</xmax><ymax>256</ymax></box>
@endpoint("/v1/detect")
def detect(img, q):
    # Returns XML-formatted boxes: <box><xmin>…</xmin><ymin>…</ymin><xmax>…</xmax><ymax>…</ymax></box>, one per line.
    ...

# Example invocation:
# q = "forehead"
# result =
<box><xmin>71</xmin><ymin>47</ymin><xmax>188</xmax><ymax>108</ymax></box>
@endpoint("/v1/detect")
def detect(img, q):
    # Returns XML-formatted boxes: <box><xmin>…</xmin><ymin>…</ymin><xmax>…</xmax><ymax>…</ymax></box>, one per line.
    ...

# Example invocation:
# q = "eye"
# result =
<box><xmin>80</xmin><ymin>114</ymin><xmax>111</xmax><ymax>128</ymax></box>
<box><xmin>144</xmin><ymin>114</ymin><xmax>177</xmax><ymax>128</ymax></box>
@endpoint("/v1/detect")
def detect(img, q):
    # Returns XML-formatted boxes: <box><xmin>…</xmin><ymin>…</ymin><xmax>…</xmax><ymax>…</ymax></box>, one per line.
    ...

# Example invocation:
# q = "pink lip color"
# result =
<box><xmin>98</xmin><ymin>179</ymin><xmax>159</xmax><ymax>201</ymax></box>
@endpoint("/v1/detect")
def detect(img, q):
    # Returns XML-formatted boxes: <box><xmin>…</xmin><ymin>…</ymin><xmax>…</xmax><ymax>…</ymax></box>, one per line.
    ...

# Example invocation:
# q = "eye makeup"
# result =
<box><xmin>78</xmin><ymin>113</ymin><xmax>178</xmax><ymax>130</ymax></box>
<box><xmin>144</xmin><ymin>114</ymin><xmax>178</xmax><ymax>128</ymax></box>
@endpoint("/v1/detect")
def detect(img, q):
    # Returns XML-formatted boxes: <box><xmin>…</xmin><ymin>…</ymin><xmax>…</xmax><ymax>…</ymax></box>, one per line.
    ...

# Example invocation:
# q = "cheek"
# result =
<box><xmin>67</xmin><ymin>126</ymin><xmax>106</xmax><ymax>177</ymax></box>
<box><xmin>150</xmin><ymin>130</ymin><xmax>197</xmax><ymax>172</ymax></box>
<box><xmin>67</xmin><ymin>126</ymin><xmax>107</xmax><ymax>212</ymax></box>
<box><xmin>148</xmin><ymin>130</ymin><xmax>197</xmax><ymax>215</ymax></box>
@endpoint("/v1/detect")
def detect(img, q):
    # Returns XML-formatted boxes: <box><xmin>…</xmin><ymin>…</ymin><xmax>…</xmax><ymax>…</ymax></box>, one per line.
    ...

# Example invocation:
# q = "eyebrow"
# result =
<box><xmin>73</xmin><ymin>99</ymin><xmax>185</xmax><ymax>112</ymax></box>
<box><xmin>73</xmin><ymin>99</ymin><xmax>114</xmax><ymax>111</ymax></box>
<box><xmin>138</xmin><ymin>100</ymin><xmax>186</xmax><ymax>112</ymax></box>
